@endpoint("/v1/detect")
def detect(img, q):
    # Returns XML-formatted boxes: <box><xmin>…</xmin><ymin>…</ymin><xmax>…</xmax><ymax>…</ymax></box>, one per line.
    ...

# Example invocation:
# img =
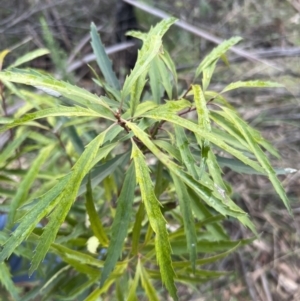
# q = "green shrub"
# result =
<box><xmin>0</xmin><ymin>18</ymin><xmax>291</xmax><ymax>300</ymax></box>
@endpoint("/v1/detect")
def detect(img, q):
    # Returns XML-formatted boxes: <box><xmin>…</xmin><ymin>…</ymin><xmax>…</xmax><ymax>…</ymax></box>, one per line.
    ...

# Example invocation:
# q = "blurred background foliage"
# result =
<box><xmin>0</xmin><ymin>0</ymin><xmax>300</xmax><ymax>300</ymax></box>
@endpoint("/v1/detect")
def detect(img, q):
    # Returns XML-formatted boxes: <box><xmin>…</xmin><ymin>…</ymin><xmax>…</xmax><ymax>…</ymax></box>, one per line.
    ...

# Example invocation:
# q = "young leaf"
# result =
<box><xmin>149</xmin><ymin>57</ymin><xmax>164</xmax><ymax>104</ymax></box>
<box><xmin>159</xmin><ymin>49</ymin><xmax>178</xmax><ymax>98</ymax></box>
<box><xmin>100</xmin><ymin>162</ymin><xmax>136</xmax><ymax>287</ymax></box>
<box><xmin>130</xmin><ymin>68</ymin><xmax>148</xmax><ymax>116</ymax></box>
<box><xmin>90</xmin><ymin>22</ymin><xmax>120</xmax><ymax>90</ymax></box>
<box><xmin>131</xmin><ymin>142</ymin><xmax>177</xmax><ymax>301</ymax></box>
<box><xmin>192</xmin><ymin>84</ymin><xmax>211</xmax><ymax>177</ymax></box>
<box><xmin>195</xmin><ymin>36</ymin><xmax>242</xmax><ymax>79</ymax></box>
<box><xmin>122</xmin><ymin>18</ymin><xmax>177</xmax><ymax>100</ymax></box>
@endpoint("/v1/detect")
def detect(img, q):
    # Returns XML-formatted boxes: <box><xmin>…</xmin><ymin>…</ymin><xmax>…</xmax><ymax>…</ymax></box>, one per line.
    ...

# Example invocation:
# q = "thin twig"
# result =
<box><xmin>236</xmin><ymin>251</ymin><xmax>260</xmax><ymax>301</ymax></box>
<box><xmin>123</xmin><ymin>0</ymin><xmax>283</xmax><ymax>71</ymax></box>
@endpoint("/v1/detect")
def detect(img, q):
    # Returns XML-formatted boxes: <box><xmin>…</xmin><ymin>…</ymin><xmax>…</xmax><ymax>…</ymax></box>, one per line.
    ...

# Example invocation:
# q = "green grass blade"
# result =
<box><xmin>132</xmin><ymin>142</ymin><xmax>177</xmax><ymax>301</ymax></box>
<box><xmin>100</xmin><ymin>162</ymin><xmax>136</xmax><ymax>286</ymax></box>
<box><xmin>90</xmin><ymin>22</ymin><xmax>120</xmax><ymax>90</ymax></box>
<box><xmin>122</xmin><ymin>18</ymin><xmax>177</xmax><ymax>100</ymax></box>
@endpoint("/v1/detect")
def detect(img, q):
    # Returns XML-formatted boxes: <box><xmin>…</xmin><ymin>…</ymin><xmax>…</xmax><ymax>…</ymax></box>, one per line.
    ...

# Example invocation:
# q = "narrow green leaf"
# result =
<box><xmin>0</xmin><ymin>106</ymin><xmax>104</xmax><ymax>132</ymax></box>
<box><xmin>131</xmin><ymin>202</ymin><xmax>145</xmax><ymax>255</ymax></box>
<box><xmin>0</xmin><ymin>174</ymin><xmax>71</xmax><ymax>262</ymax></box>
<box><xmin>84</xmin><ymin>263</ymin><xmax>127</xmax><ymax>301</ymax></box>
<box><xmin>173</xmin><ymin>243</ymin><xmax>241</xmax><ymax>267</ymax></box>
<box><xmin>159</xmin><ymin>49</ymin><xmax>177</xmax><ymax>98</ymax></box>
<box><xmin>130</xmin><ymin>69</ymin><xmax>148</xmax><ymax>116</ymax></box>
<box><xmin>171</xmin><ymin>174</ymin><xmax>197</xmax><ymax>272</ymax></box>
<box><xmin>207</xmin><ymin>151</ymin><xmax>257</xmax><ymax>234</ymax></box>
<box><xmin>78</xmin><ymin>152</ymin><xmax>130</xmax><ymax>196</ymax></box>
<box><xmin>8</xmin><ymin>144</ymin><xmax>55</xmax><ymax>225</ymax></box>
<box><xmin>145</xmin><ymin>98</ymin><xmax>191</xmax><ymax>116</ymax></box>
<box><xmin>142</xmin><ymin>112</ymin><xmax>266</xmax><ymax>174</ymax></box>
<box><xmin>8</xmin><ymin>49</ymin><xmax>50</xmax><ymax>69</ymax></box>
<box><xmin>188</xmin><ymin>187</ymin><xmax>228</xmax><ymax>241</ymax></box>
<box><xmin>170</xmin><ymin>237</ymin><xmax>255</xmax><ymax>255</ymax></box>
<box><xmin>138</xmin><ymin>260</ymin><xmax>160</xmax><ymax>301</ymax></box>
<box><xmin>195</xmin><ymin>37</ymin><xmax>242</xmax><ymax>79</ymax></box>
<box><xmin>156</xmin><ymin>55</ymin><xmax>173</xmax><ymax>100</ymax></box>
<box><xmin>30</xmin><ymin>131</ymin><xmax>108</xmax><ymax>273</ymax></box>
<box><xmin>131</xmin><ymin>142</ymin><xmax>177</xmax><ymax>300</ymax></box>
<box><xmin>126</xmin><ymin>267</ymin><xmax>140</xmax><ymax>301</ymax></box>
<box><xmin>130</xmin><ymin>101</ymin><xmax>158</xmax><ymax>118</ymax></box>
<box><xmin>202</xmin><ymin>60</ymin><xmax>217</xmax><ymax>91</ymax></box>
<box><xmin>100</xmin><ymin>162</ymin><xmax>136</xmax><ymax>286</ymax></box>
<box><xmin>0</xmin><ymin>69</ymin><xmax>114</xmax><ymax>118</ymax></box>
<box><xmin>0</xmin><ymin>131</ymin><xmax>30</xmax><ymax>166</ymax></box>
<box><xmin>127</xmin><ymin>121</ymin><xmax>246</xmax><ymax>218</ymax></box>
<box><xmin>223</xmin><ymin>107</ymin><xmax>292</xmax><ymax>214</ymax></box>
<box><xmin>86</xmin><ymin>175</ymin><xmax>109</xmax><ymax>247</ymax></box>
<box><xmin>221</xmin><ymin>80</ymin><xmax>284</xmax><ymax>93</ymax></box>
<box><xmin>122</xmin><ymin>18</ymin><xmax>177</xmax><ymax>100</ymax></box>
<box><xmin>0</xmin><ymin>263</ymin><xmax>20</xmax><ymax>301</ymax></box>
<box><xmin>90</xmin><ymin>22</ymin><xmax>120</xmax><ymax>90</ymax></box>
<box><xmin>149</xmin><ymin>56</ymin><xmax>163</xmax><ymax>103</ymax></box>
<box><xmin>174</xmin><ymin>125</ymin><xmax>198</xmax><ymax>178</ymax></box>
<box><xmin>193</xmin><ymin>84</ymin><xmax>211</xmax><ymax>177</ymax></box>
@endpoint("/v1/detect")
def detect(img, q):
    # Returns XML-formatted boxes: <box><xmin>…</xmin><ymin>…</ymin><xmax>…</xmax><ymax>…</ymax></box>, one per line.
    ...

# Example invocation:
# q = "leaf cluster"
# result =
<box><xmin>0</xmin><ymin>18</ymin><xmax>292</xmax><ymax>301</ymax></box>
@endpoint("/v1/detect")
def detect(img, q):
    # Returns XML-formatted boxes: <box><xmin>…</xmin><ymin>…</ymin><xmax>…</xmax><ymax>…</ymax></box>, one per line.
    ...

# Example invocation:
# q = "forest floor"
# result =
<box><xmin>1</xmin><ymin>0</ymin><xmax>300</xmax><ymax>300</ymax></box>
